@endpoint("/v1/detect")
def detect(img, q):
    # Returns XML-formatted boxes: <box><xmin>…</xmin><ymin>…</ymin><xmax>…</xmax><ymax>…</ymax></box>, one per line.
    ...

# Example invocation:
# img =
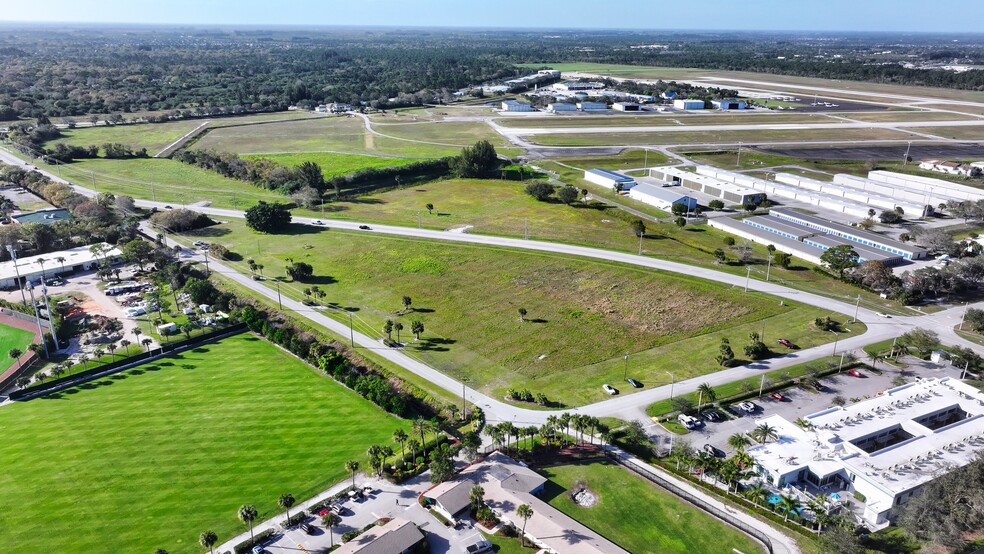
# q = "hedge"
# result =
<box><xmin>233</xmin><ymin>528</ymin><xmax>275</xmax><ymax>554</ymax></box>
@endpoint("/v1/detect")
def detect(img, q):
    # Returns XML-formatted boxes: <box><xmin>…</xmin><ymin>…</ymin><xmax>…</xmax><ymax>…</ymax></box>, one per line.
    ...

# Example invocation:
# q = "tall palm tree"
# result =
<box><xmin>469</xmin><ymin>485</ymin><xmax>485</xmax><ymax>511</ymax></box>
<box><xmin>141</xmin><ymin>338</ymin><xmax>153</xmax><ymax>352</ymax></box>
<box><xmin>345</xmin><ymin>460</ymin><xmax>359</xmax><ymax>488</ymax></box>
<box><xmin>367</xmin><ymin>445</ymin><xmax>384</xmax><ymax>476</ymax></box>
<box><xmin>407</xmin><ymin>439</ymin><xmax>420</xmax><ymax>464</ymax></box>
<box><xmin>697</xmin><ymin>383</ymin><xmax>716</xmax><ymax>412</ymax></box>
<box><xmin>36</xmin><ymin>257</ymin><xmax>47</xmax><ymax>282</ymax></box>
<box><xmin>277</xmin><ymin>493</ymin><xmax>295</xmax><ymax>524</ymax></box>
<box><xmin>132</xmin><ymin>328</ymin><xmax>143</xmax><ymax>344</ymax></box>
<box><xmin>322</xmin><ymin>512</ymin><xmax>341</xmax><ymax>547</ymax></box>
<box><xmin>55</xmin><ymin>256</ymin><xmax>66</xmax><ymax>274</ymax></box>
<box><xmin>199</xmin><ymin>530</ymin><xmax>217</xmax><ymax>554</ymax></box>
<box><xmin>411</xmin><ymin>320</ymin><xmax>424</xmax><ymax>340</ymax></box>
<box><xmin>517</xmin><ymin>504</ymin><xmax>533</xmax><ymax>546</ymax></box>
<box><xmin>745</xmin><ymin>482</ymin><xmax>769</xmax><ymax>507</ymax></box>
<box><xmin>238</xmin><ymin>504</ymin><xmax>258</xmax><ymax>542</ymax></box>
<box><xmin>777</xmin><ymin>494</ymin><xmax>802</xmax><ymax>522</ymax></box>
<box><xmin>107</xmin><ymin>343</ymin><xmax>117</xmax><ymax>361</ymax></box>
<box><xmin>120</xmin><ymin>339</ymin><xmax>131</xmax><ymax>356</ymax></box>
<box><xmin>392</xmin><ymin>429</ymin><xmax>408</xmax><ymax>462</ymax></box>
<box><xmin>728</xmin><ymin>433</ymin><xmax>751</xmax><ymax>451</ymax></box>
<box><xmin>867</xmin><ymin>352</ymin><xmax>883</xmax><ymax>370</ymax></box>
<box><xmin>752</xmin><ymin>423</ymin><xmax>778</xmax><ymax>444</ymax></box>
<box><xmin>394</xmin><ymin>322</ymin><xmax>403</xmax><ymax>343</ymax></box>
<box><xmin>79</xmin><ymin>353</ymin><xmax>90</xmax><ymax>371</ymax></box>
<box><xmin>8</xmin><ymin>348</ymin><xmax>22</xmax><ymax>370</ymax></box>
<box><xmin>412</xmin><ymin>418</ymin><xmax>429</xmax><ymax>457</ymax></box>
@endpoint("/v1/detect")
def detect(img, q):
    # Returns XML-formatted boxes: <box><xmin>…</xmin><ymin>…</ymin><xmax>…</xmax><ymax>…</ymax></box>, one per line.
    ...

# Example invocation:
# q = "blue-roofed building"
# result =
<box><xmin>584</xmin><ymin>169</ymin><xmax>636</xmax><ymax>191</ymax></box>
<box><xmin>11</xmin><ymin>208</ymin><xmax>71</xmax><ymax>226</ymax></box>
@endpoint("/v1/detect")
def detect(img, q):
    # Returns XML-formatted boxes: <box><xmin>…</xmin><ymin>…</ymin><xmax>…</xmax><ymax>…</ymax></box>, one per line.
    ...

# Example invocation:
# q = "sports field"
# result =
<box><xmin>539</xmin><ymin>460</ymin><xmax>764</xmax><ymax>554</ymax></box>
<box><xmin>0</xmin><ymin>333</ymin><xmax>409</xmax><ymax>553</ymax></box>
<box><xmin>188</xmin><ymin>220</ymin><xmax>861</xmax><ymax>406</ymax></box>
<box><xmin>0</xmin><ymin>322</ymin><xmax>35</xmax><ymax>372</ymax></box>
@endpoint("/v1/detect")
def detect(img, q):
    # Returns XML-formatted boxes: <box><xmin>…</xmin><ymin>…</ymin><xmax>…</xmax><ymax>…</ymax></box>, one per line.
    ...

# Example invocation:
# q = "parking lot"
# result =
<box><xmin>665</xmin><ymin>355</ymin><xmax>966</xmax><ymax>455</ymax></box>
<box><xmin>261</xmin><ymin>471</ymin><xmax>489</xmax><ymax>554</ymax></box>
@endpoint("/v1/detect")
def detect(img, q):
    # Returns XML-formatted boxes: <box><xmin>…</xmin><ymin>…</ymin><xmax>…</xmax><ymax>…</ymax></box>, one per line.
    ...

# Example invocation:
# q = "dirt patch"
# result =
<box><xmin>570</xmin><ymin>481</ymin><xmax>598</xmax><ymax>508</ymax></box>
<box><xmin>510</xmin><ymin>265</ymin><xmax>751</xmax><ymax>336</ymax></box>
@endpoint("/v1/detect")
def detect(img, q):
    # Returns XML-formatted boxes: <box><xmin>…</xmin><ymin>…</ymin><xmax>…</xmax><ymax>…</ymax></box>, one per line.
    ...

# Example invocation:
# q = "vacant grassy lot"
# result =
<box><xmin>539</xmin><ymin>461</ymin><xmax>764</xmax><ymax>554</ymax></box>
<box><xmin>191</xmin><ymin>116</ymin><xmax>465</xmax><ymax>158</ymax></box>
<box><xmin>0</xmin><ymin>333</ymin><xmax>408</xmax><ymax>554</ymax></box>
<box><xmin>373</xmin><ymin>120</ymin><xmax>511</xmax><ymax>147</ymax></box>
<box><xmin>34</xmin><ymin>157</ymin><xmax>283</xmax><ymax>209</ymax></box>
<box><xmin>243</xmin><ymin>151</ymin><xmax>421</xmax><ymax>180</ymax></box>
<box><xmin>186</xmin><ymin>220</ymin><xmax>859</xmax><ymax>406</ymax></box>
<box><xmin>839</xmin><ymin>111</ymin><xmax>975</xmax><ymax>123</ymax></box>
<box><xmin>907</xmin><ymin>125</ymin><xmax>984</xmax><ymax>140</ymax></box>
<box><xmin>528</xmin><ymin>127</ymin><xmax>919</xmax><ymax>146</ymax></box>
<box><xmin>0</xmin><ymin>323</ymin><xmax>35</xmax><ymax>372</ymax></box>
<box><xmin>49</xmin><ymin>120</ymin><xmax>205</xmax><ymax>153</ymax></box>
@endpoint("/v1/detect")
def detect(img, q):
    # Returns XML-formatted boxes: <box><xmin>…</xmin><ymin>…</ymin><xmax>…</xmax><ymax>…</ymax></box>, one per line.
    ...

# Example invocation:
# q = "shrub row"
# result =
<box><xmin>328</xmin><ymin>158</ymin><xmax>451</xmax><ymax>197</ymax></box>
<box><xmin>232</xmin><ymin>528</ymin><xmax>275</xmax><ymax>554</ymax></box>
<box><xmin>306</xmin><ymin>486</ymin><xmax>355</xmax><ymax>515</ymax></box>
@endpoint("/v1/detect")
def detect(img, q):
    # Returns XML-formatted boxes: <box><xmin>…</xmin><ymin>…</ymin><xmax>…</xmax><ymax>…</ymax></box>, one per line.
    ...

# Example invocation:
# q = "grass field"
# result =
<box><xmin>527</xmin><ymin>127</ymin><xmax>920</xmax><ymax>147</ymax></box>
<box><xmin>191</xmin><ymin>116</ymin><xmax>466</xmax><ymax>158</ymax></box>
<box><xmin>183</xmin><ymin>220</ymin><xmax>860</xmax><ymax>406</ymax></box>
<box><xmin>49</xmin><ymin>120</ymin><xmax>205</xmax><ymax>153</ymax></box>
<box><xmin>0</xmin><ymin>323</ymin><xmax>35</xmax><ymax>372</ymax></box>
<box><xmin>838</xmin><ymin>111</ymin><xmax>976</xmax><ymax>123</ymax></box>
<box><xmin>372</xmin><ymin>120</ymin><xmax>512</xmax><ymax>147</ymax></box>
<box><xmin>0</xmin><ymin>333</ymin><xmax>409</xmax><ymax>554</ymax></box>
<box><xmin>906</xmin><ymin>125</ymin><xmax>984</xmax><ymax>140</ymax></box>
<box><xmin>539</xmin><ymin>460</ymin><xmax>764</xmax><ymax>554</ymax></box>
<box><xmin>243</xmin><ymin>151</ymin><xmax>421</xmax><ymax>180</ymax></box>
<box><xmin>35</xmin><ymin>157</ymin><xmax>284</xmax><ymax>209</ymax></box>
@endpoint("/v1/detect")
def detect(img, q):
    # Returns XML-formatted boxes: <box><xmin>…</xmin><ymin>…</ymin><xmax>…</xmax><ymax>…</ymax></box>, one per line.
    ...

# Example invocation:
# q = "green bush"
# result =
<box><xmin>233</xmin><ymin>529</ymin><xmax>275</xmax><ymax>554</ymax></box>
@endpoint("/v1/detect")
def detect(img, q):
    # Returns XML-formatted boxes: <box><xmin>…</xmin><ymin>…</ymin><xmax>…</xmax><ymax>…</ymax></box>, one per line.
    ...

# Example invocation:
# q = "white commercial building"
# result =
<box><xmin>774</xmin><ymin>173</ymin><xmax>925</xmax><ymax>216</ymax></box>
<box><xmin>500</xmin><ymin>99</ymin><xmax>535</xmax><ymax>112</ymax></box>
<box><xmin>612</xmin><ymin>102</ymin><xmax>641</xmax><ymax>112</ymax></box>
<box><xmin>555</xmin><ymin>81</ymin><xmax>604</xmax><ymax>92</ymax></box>
<box><xmin>673</xmin><ymin>99</ymin><xmax>705</xmax><ymax>110</ymax></box>
<box><xmin>546</xmin><ymin>102</ymin><xmax>577</xmax><ymax>112</ymax></box>
<box><xmin>577</xmin><ymin>101</ymin><xmax>607</xmax><ymax>111</ymax></box>
<box><xmin>649</xmin><ymin>166</ymin><xmax>763</xmax><ymax>205</ymax></box>
<box><xmin>747</xmin><ymin>378</ymin><xmax>984</xmax><ymax>529</ymax></box>
<box><xmin>866</xmin><ymin>170</ymin><xmax>984</xmax><ymax>203</ymax></box>
<box><xmin>712</xmin><ymin>99</ymin><xmax>747</xmax><ymax>110</ymax></box>
<box><xmin>584</xmin><ymin>168</ymin><xmax>636</xmax><ymax>191</ymax></box>
<box><xmin>628</xmin><ymin>183</ymin><xmax>697</xmax><ymax>211</ymax></box>
<box><xmin>0</xmin><ymin>243</ymin><xmax>122</xmax><ymax>289</ymax></box>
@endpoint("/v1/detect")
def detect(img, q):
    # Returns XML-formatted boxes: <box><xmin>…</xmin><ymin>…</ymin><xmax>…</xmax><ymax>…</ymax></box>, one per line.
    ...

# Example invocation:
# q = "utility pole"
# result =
<box><xmin>961</xmin><ymin>360</ymin><xmax>970</xmax><ymax>380</ymax></box>
<box><xmin>643</xmin><ymin>148</ymin><xmax>648</xmax><ymax>168</ymax></box>
<box><xmin>26</xmin><ymin>284</ymin><xmax>49</xmax><ymax>357</ymax></box>
<box><xmin>758</xmin><ymin>374</ymin><xmax>766</xmax><ymax>397</ymax></box>
<box><xmin>275</xmin><ymin>278</ymin><xmax>283</xmax><ymax>311</ymax></box>
<box><xmin>461</xmin><ymin>377</ymin><xmax>470</xmax><ymax>421</ymax></box>
<box><xmin>736</xmin><ymin>141</ymin><xmax>743</xmax><ymax>167</ymax></box>
<box><xmin>766</xmin><ymin>255</ymin><xmax>773</xmax><ymax>282</ymax></box>
<box><xmin>40</xmin><ymin>285</ymin><xmax>59</xmax><ymax>351</ymax></box>
<box><xmin>852</xmin><ymin>295</ymin><xmax>861</xmax><ymax>324</ymax></box>
<box><xmin>202</xmin><ymin>249</ymin><xmax>210</xmax><ymax>277</ymax></box>
<box><xmin>348</xmin><ymin>311</ymin><xmax>355</xmax><ymax>347</ymax></box>
<box><xmin>638</xmin><ymin>233</ymin><xmax>643</xmax><ymax>255</ymax></box>
<box><xmin>839</xmin><ymin>351</ymin><xmax>846</xmax><ymax>371</ymax></box>
<box><xmin>903</xmin><ymin>141</ymin><xmax>912</xmax><ymax>166</ymax></box>
<box><xmin>665</xmin><ymin>371</ymin><xmax>675</xmax><ymax>398</ymax></box>
<box><xmin>960</xmin><ymin>302</ymin><xmax>968</xmax><ymax>331</ymax></box>
<box><xmin>744</xmin><ymin>266</ymin><xmax>751</xmax><ymax>292</ymax></box>
<box><xmin>6</xmin><ymin>246</ymin><xmax>27</xmax><ymax>305</ymax></box>
<box><xmin>623</xmin><ymin>353</ymin><xmax>629</xmax><ymax>380</ymax></box>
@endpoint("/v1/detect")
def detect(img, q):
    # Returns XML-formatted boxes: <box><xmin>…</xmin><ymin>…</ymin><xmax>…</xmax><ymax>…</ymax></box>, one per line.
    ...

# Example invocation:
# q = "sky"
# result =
<box><xmin>2</xmin><ymin>0</ymin><xmax>983</xmax><ymax>33</ymax></box>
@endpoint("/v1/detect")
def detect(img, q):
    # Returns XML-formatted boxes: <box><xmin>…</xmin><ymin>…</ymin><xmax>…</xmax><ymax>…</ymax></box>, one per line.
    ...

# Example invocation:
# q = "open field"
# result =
<box><xmin>29</xmin><ymin>156</ymin><xmax>283</xmax><ymax>209</ymax></box>
<box><xmin>554</xmin><ymin>148</ymin><xmax>670</xmax><ymax>172</ymax></box>
<box><xmin>837</xmin><ymin>111</ymin><xmax>978</xmax><ymax>123</ymax></box>
<box><xmin>521</xmin><ymin>62</ymin><xmax>984</xmax><ymax>104</ymax></box>
<box><xmin>539</xmin><ymin>460</ymin><xmax>764</xmax><ymax>554</ymax></box>
<box><xmin>191</xmin><ymin>116</ymin><xmax>465</xmax><ymax>158</ymax></box>
<box><xmin>372</xmin><ymin>121</ymin><xmax>512</xmax><ymax>147</ymax></box>
<box><xmin>497</xmin><ymin>113</ymin><xmax>834</xmax><ymax>128</ymax></box>
<box><xmin>185</xmin><ymin>220</ymin><xmax>860</xmax><ymax>406</ymax></box>
<box><xmin>907</xmin><ymin>125</ymin><xmax>984</xmax><ymax>140</ymax></box>
<box><xmin>243</xmin><ymin>151</ymin><xmax>421</xmax><ymax>180</ymax></box>
<box><xmin>0</xmin><ymin>333</ymin><xmax>409</xmax><ymax>554</ymax></box>
<box><xmin>918</xmin><ymin>103</ymin><xmax>984</xmax><ymax>116</ymax></box>
<box><xmin>528</xmin><ymin>127</ymin><xmax>921</xmax><ymax>147</ymax></box>
<box><xmin>49</xmin><ymin>120</ymin><xmax>205</xmax><ymax>153</ymax></box>
<box><xmin>0</xmin><ymin>323</ymin><xmax>35</xmax><ymax>372</ymax></box>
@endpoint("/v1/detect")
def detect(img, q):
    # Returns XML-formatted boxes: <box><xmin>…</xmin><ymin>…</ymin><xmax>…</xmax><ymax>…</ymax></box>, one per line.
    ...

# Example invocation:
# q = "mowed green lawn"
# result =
<box><xmin>189</xmin><ymin>221</ymin><xmax>860</xmax><ymax>406</ymax></box>
<box><xmin>528</xmin><ymin>127</ymin><xmax>918</xmax><ymax>146</ymax></box>
<box><xmin>49</xmin><ymin>120</ymin><xmax>205</xmax><ymax>153</ymax></box>
<box><xmin>243</xmin><ymin>151</ymin><xmax>422</xmax><ymax>180</ymax></box>
<box><xmin>0</xmin><ymin>323</ymin><xmax>35</xmax><ymax>372</ymax></box>
<box><xmin>0</xmin><ymin>333</ymin><xmax>409</xmax><ymax>554</ymax></box>
<box><xmin>539</xmin><ymin>461</ymin><xmax>764</xmax><ymax>554</ymax></box>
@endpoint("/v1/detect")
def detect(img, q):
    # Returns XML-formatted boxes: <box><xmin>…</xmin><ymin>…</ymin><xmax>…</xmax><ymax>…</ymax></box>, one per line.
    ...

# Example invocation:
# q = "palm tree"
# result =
<box><xmin>107</xmin><ymin>343</ymin><xmax>117</xmax><ymax>361</ymax></box>
<box><xmin>8</xmin><ymin>348</ymin><xmax>22</xmax><ymax>370</ymax></box>
<box><xmin>345</xmin><ymin>460</ymin><xmax>360</xmax><ymax>488</ymax></box>
<box><xmin>93</xmin><ymin>347</ymin><xmax>105</xmax><ymax>363</ymax></box>
<box><xmin>407</xmin><ymin>439</ymin><xmax>420</xmax><ymax>464</ymax></box>
<box><xmin>777</xmin><ymin>494</ymin><xmax>802</xmax><ymax>522</ymax></box>
<box><xmin>15</xmin><ymin>376</ymin><xmax>29</xmax><ymax>389</ymax></box>
<box><xmin>51</xmin><ymin>365</ymin><xmax>65</xmax><ymax>380</ymax></box>
<box><xmin>411</xmin><ymin>320</ymin><xmax>424</xmax><ymax>340</ymax></box>
<box><xmin>142</xmin><ymin>338</ymin><xmax>153</xmax><ymax>352</ymax></box>
<box><xmin>132</xmin><ymin>328</ymin><xmax>143</xmax><ymax>344</ymax></box>
<box><xmin>394</xmin><ymin>322</ymin><xmax>404</xmax><ymax>343</ymax></box>
<box><xmin>199</xmin><ymin>530</ymin><xmax>217</xmax><ymax>554</ymax></box>
<box><xmin>412</xmin><ymin>418</ymin><xmax>429</xmax><ymax>457</ymax></box>
<box><xmin>322</xmin><ymin>512</ymin><xmax>341</xmax><ymax>547</ymax></box>
<box><xmin>752</xmin><ymin>423</ymin><xmax>778</xmax><ymax>444</ymax></box>
<box><xmin>469</xmin><ymin>485</ymin><xmax>485</xmax><ymax>511</ymax></box>
<box><xmin>367</xmin><ymin>445</ymin><xmax>384</xmax><ymax>476</ymax></box>
<box><xmin>393</xmin><ymin>429</ymin><xmax>408</xmax><ymax>462</ymax></box>
<box><xmin>383</xmin><ymin>319</ymin><xmax>393</xmax><ymax>340</ymax></box>
<box><xmin>55</xmin><ymin>256</ymin><xmax>66</xmax><ymax>274</ymax></box>
<box><xmin>425</xmin><ymin>203</ymin><xmax>434</xmax><ymax>214</ymax></box>
<box><xmin>78</xmin><ymin>353</ymin><xmax>90</xmax><ymax>371</ymax></box>
<box><xmin>401</xmin><ymin>296</ymin><xmax>412</xmax><ymax>312</ymax></box>
<box><xmin>696</xmin><ymin>382</ymin><xmax>716</xmax><ymax>412</ymax></box>
<box><xmin>120</xmin><ymin>339</ymin><xmax>131</xmax><ymax>356</ymax></box>
<box><xmin>238</xmin><ymin>504</ymin><xmax>258</xmax><ymax>542</ymax></box>
<box><xmin>728</xmin><ymin>433</ymin><xmax>751</xmax><ymax>451</ymax></box>
<box><xmin>745</xmin><ymin>482</ymin><xmax>769</xmax><ymax>507</ymax></box>
<box><xmin>517</xmin><ymin>504</ymin><xmax>533</xmax><ymax>546</ymax></box>
<box><xmin>277</xmin><ymin>493</ymin><xmax>295</xmax><ymax>524</ymax></box>
<box><xmin>867</xmin><ymin>351</ymin><xmax>882</xmax><ymax>370</ymax></box>
<box><xmin>36</xmin><ymin>257</ymin><xmax>47</xmax><ymax>282</ymax></box>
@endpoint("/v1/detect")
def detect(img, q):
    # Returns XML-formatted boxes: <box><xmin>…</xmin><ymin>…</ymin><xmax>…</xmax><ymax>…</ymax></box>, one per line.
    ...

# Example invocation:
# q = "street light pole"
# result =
<box><xmin>41</xmin><ymin>285</ymin><xmax>59</xmax><ymax>351</ymax></box>
<box><xmin>766</xmin><ymin>255</ymin><xmax>773</xmax><ymax>282</ymax></box>
<box><xmin>744</xmin><ymin>266</ymin><xmax>751</xmax><ymax>292</ymax></box>
<box><xmin>960</xmin><ymin>302</ymin><xmax>968</xmax><ymax>331</ymax></box>
<box><xmin>665</xmin><ymin>371</ymin><xmax>674</xmax><ymax>398</ymax></box>
<box><xmin>275</xmin><ymin>278</ymin><xmax>283</xmax><ymax>311</ymax></box>
<box><xmin>6</xmin><ymin>245</ymin><xmax>27</xmax><ymax>305</ymax></box>
<box><xmin>461</xmin><ymin>377</ymin><xmax>470</xmax><ymax>422</ymax></box>
<box><xmin>26</xmin><ymin>284</ymin><xmax>49</xmax><ymax>357</ymax></box>
<box><xmin>736</xmin><ymin>141</ymin><xmax>743</xmax><ymax>167</ymax></box>
<box><xmin>348</xmin><ymin>311</ymin><xmax>355</xmax><ymax>347</ymax></box>
<box><xmin>903</xmin><ymin>141</ymin><xmax>912</xmax><ymax>165</ymax></box>
<box><xmin>852</xmin><ymin>295</ymin><xmax>861</xmax><ymax>324</ymax></box>
<box><xmin>623</xmin><ymin>353</ymin><xmax>629</xmax><ymax>381</ymax></box>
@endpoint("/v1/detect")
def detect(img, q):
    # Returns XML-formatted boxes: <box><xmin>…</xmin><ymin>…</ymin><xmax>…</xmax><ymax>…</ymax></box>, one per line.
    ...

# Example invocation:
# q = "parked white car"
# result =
<box><xmin>602</xmin><ymin>384</ymin><xmax>617</xmax><ymax>395</ymax></box>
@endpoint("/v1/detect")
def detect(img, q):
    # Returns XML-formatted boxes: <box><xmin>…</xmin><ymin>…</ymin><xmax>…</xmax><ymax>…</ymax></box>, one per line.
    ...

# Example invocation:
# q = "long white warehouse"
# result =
<box><xmin>775</xmin><ymin>173</ymin><xmax>925</xmax><ymax>216</ymax></box>
<box><xmin>866</xmin><ymin>171</ymin><xmax>984</xmax><ymax>203</ymax></box>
